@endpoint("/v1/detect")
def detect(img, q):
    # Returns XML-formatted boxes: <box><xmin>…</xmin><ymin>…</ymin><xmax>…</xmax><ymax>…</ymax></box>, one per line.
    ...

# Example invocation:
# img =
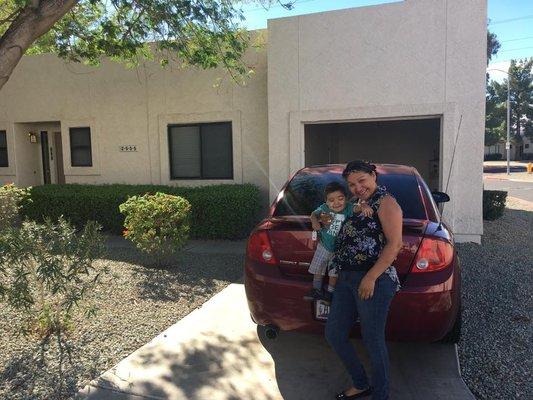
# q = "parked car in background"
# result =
<box><xmin>244</xmin><ymin>164</ymin><xmax>461</xmax><ymax>342</ymax></box>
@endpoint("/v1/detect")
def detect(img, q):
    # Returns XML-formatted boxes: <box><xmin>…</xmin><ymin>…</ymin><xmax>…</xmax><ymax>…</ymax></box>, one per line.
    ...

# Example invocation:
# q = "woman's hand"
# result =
<box><xmin>358</xmin><ymin>274</ymin><xmax>376</xmax><ymax>300</ymax></box>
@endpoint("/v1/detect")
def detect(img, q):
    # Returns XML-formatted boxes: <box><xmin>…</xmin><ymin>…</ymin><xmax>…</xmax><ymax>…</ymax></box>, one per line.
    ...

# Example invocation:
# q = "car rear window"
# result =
<box><xmin>274</xmin><ymin>171</ymin><xmax>427</xmax><ymax>220</ymax></box>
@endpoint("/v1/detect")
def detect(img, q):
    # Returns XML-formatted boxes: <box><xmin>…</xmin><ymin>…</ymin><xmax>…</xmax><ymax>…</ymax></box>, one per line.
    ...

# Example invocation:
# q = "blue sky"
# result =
<box><xmin>238</xmin><ymin>0</ymin><xmax>533</xmax><ymax>82</ymax></box>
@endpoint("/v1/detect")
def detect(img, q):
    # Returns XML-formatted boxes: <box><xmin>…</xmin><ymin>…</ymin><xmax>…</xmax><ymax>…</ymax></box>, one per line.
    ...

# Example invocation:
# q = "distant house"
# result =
<box><xmin>485</xmin><ymin>134</ymin><xmax>533</xmax><ymax>160</ymax></box>
<box><xmin>0</xmin><ymin>0</ymin><xmax>487</xmax><ymax>242</ymax></box>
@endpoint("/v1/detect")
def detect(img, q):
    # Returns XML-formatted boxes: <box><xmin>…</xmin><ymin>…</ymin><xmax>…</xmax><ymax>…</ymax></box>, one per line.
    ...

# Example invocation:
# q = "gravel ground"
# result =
<box><xmin>0</xmin><ymin>246</ymin><xmax>244</xmax><ymax>400</ymax></box>
<box><xmin>457</xmin><ymin>198</ymin><xmax>533</xmax><ymax>399</ymax></box>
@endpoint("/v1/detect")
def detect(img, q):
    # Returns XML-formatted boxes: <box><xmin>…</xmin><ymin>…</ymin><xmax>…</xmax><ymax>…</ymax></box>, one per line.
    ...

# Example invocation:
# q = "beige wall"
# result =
<box><xmin>0</xmin><ymin>32</ymin><xmax>270</xmax><ymax>199</ymax></box>
<box><xmin>268</xmin><ymin>0</ymin><xmax>487</xmax><ymax>242</ymax></box>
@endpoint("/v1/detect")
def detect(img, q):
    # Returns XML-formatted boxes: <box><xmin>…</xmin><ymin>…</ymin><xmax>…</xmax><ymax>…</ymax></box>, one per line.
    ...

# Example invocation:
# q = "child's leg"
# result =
<box><xmin>326</xmin><ymin>261</ymin><xmax>339</xmax><ymax>293</ymax></box>
<box><xmin>326</xmin><ymin>276</ymin><xmax>337</xmax><ymax>293</ymax></box>
<box><xmin>313</xmin><ymin>273</ymin><xmax>324</xmax><ymax>289</ymax></box>
<box><xmin>304</xmin><ymin>243</ymin><xmax>331</xmax><ymax>300</ymax></box>
<box><xmin>308</xmin><ymin>242</ymin><xmax>330</xmax><ymax>287</ymax></box>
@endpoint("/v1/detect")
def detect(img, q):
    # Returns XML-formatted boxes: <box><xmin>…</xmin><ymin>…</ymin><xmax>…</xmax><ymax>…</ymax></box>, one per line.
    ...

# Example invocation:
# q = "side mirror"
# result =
<box><xmin>432</xmin><ymin>191</ymin><xmax>450</xmax><ymax>203</ymax></box>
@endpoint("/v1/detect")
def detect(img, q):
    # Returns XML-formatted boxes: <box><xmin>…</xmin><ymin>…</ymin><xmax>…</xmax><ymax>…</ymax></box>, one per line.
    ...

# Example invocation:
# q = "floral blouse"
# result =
<box><xmin>330</xmin><ymin>185</ymin><xmax>389</xmax><ymax>273</ymax></box>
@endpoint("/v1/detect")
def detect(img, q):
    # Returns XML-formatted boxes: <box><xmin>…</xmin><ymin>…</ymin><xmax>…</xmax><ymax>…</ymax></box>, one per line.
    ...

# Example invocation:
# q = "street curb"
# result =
<box><xmin>483</xmin><ymin>175</ymin><xmax>533</xmax><ymax>183</ymax></box>
<box><xmin>508</xmin><ymin>196</ymin><xmax>533</xmax><ymax>209</ymax></box>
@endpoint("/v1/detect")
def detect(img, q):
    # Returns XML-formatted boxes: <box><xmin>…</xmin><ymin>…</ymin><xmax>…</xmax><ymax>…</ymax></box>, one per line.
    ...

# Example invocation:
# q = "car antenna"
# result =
<box><xmin>438</xmin><ymin>114</ymin><xmax>462</xmax><ymax>231</ymax></box>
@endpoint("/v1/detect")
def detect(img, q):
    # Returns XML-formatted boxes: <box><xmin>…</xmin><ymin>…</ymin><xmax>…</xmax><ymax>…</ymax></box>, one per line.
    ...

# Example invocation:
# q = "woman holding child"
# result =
<box><xmin>326</xmin><ymin>160</ymin><xmax>403</xmax><ymax>400</ymax></box>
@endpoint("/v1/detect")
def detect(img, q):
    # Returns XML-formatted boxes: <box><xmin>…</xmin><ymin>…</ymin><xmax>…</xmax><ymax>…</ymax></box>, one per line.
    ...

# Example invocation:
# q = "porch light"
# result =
<box><xmin>28</xmin><ymin>132</ymin><xmax>37</xmax><ymax>143</ymax></box>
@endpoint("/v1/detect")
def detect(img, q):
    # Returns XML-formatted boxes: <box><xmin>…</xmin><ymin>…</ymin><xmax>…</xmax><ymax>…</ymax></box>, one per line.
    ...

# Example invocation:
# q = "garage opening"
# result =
<box><xmin>304</xmin><ymin>118</ymin><xmax>440</xmax><ymax>190</ymax></box>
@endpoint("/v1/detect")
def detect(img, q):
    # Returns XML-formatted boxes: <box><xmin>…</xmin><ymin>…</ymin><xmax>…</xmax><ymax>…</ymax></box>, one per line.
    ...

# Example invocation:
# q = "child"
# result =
<box><xmin>303</xmin><ymin>182</ymin><xmax>373</xmax><ymax>303</ymax></box>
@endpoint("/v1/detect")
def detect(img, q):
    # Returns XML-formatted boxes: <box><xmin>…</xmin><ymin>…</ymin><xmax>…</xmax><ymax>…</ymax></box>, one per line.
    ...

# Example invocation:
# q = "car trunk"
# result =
<box><xmin>267</xmin><ymin>216</ymin><xmax>427</xmax><ymax>281</ymax></box>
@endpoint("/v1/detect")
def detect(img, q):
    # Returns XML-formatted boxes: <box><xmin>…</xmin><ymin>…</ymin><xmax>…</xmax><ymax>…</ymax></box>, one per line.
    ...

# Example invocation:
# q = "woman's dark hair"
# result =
<box><xmin>342</xmin><ymin>160</ymin><xmax>378</xmax><ymax>179</ymax></box>
<box><xmin>324</xmin><ymin>181</ymin><xmax>347</xmax><ymax>197</ymax></box>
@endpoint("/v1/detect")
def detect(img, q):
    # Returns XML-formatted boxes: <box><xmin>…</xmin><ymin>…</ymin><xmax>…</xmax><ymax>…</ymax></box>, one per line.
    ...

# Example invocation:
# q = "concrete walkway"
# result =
<box><xmin>77</xmin><ymin>285</ymin><xmax>475</xmax><ymax>400</ymax></box>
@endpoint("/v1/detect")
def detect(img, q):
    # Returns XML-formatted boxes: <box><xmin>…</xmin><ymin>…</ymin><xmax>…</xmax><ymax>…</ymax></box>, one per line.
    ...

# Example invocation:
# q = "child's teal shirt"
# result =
<box><xmin>313</xmin><ymin>202</ymin><xmax>353</xmax><ymax>252</ymax></box>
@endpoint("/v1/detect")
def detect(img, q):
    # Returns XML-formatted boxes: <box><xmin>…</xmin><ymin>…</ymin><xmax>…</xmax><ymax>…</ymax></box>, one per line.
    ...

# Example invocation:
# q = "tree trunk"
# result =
<box><xmin>0</xmin><ymin>0</ymin><xmax>78</xmax><ymax>91</ymax></box>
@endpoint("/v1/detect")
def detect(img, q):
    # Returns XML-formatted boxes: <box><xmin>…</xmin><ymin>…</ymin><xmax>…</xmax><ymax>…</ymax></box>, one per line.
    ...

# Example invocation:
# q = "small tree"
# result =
<box><xmin>120</xmin><ymin>192</ymin><xmax>191</xmax><ymax>264</ymax></box>
<box><xmin>0</xmin><ymin>217</ymin><xmax>105</xmax><ymax>338</ymax></box>
<box><xmin>0</xmin><ymin>183</ymin><xmax>30</xmax><ymax>231</ymax></box>
<box><xmin>489</xmin><ymin>58</ymin><xmax>533</xmax><ymax>142</ymax></box>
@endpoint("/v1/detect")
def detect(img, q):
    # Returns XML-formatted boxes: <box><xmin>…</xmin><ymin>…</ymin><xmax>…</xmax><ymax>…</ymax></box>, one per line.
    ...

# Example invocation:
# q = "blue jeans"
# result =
<box><xmin>325</xmin><ymin>270</ymin><xmax>396</xmax><ymax>400</ymax></box>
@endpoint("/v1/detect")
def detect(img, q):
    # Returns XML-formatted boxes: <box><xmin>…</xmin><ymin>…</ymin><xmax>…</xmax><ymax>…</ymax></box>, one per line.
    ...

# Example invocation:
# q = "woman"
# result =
<box><xmin>325</xmin><ymin>160</ymin><xmax>403</xmax><ymax>400</ymax></box>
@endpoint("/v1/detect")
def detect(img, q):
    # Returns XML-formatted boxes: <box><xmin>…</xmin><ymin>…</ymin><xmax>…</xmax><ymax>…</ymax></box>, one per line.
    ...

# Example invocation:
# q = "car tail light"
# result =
<box><xmin>411</xmin><ymin>237</ymin><xmax>453</xmax><ymax>273</ymax></box>
<box><xmin>247</xmin><ymin>230</ymin><xmax>278</xmax><ymax>265</ymax></box>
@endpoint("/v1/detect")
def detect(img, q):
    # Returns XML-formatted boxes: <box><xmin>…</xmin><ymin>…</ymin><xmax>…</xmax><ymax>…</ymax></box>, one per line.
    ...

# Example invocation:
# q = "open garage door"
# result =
<box><xmin>304</xmin><ymin>118</ymin><xmax>440</xmax><ymax>190</ymax></box>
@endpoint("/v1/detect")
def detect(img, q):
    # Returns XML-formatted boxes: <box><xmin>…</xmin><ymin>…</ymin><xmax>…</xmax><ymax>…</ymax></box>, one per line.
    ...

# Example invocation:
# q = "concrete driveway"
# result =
<box><xmin>78</xmin><ymin>284</ymin><xmax>474</xmax><ymax>400</ymax></box>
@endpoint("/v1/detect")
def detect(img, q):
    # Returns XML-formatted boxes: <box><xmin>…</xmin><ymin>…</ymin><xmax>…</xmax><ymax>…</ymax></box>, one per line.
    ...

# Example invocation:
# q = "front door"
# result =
<box><xmin>40</xmin><ymin>131</ymin><xmax>51</xmax><ymax>184</ymax></box>
<box><xmin>54</xmin><ymin>132</ymin><xmax>65</xmax><ymax>184</ymax></box>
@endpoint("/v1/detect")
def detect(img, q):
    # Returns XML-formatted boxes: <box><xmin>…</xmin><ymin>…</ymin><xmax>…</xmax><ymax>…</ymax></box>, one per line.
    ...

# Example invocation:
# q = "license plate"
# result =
<box><xmin>315</xmin><ymin>300</ymin><xmax>330</xmax><ymax>321</ymax></box>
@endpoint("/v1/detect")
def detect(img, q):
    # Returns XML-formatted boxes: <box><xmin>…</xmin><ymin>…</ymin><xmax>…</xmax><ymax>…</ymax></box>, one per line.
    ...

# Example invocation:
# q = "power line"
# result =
<box><xmin>498</xmin><ymin>46</ymin><xmax>533</xmax><ymax>53</ymax></box>
<box><xmin>501</xmin><ymin>36</ymin><xmax>533</xmax><ymax>43</ymax></box>
<box><xmin>489</xmin><ymin>14</ymin><xmax>533</xmax><ymax>25</ymax></box>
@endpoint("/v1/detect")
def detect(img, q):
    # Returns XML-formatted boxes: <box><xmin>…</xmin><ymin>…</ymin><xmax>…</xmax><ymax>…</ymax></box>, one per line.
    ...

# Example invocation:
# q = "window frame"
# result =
<box><xmin>167</xmin><ymin>122</ymin><xmax>233</xmax><ymax>180</ymax></box>
<box><xmin>69</xmin><ymin>127</ymin><xmax>93</xmax><ymax>167</ymax></box>
<box><xmin>0</xmin><ymin>130</ymin><xmax>8</xmax><ymax>167</ymax></box>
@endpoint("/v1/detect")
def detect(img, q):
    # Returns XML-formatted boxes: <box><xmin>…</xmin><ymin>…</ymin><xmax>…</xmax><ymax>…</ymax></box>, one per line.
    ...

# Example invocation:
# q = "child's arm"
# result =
<box><xmin>310</xmin><ymin>211</ymin><xmax>322</xmax><ymax>231</ymax></box>
<box><xmin>353</xmin><ymin>200</ymin><xmax>374</xmax><ymax>217</ymax></box>
<box><xmin>360</xmin><ymin>201</ymin><xmax>373</xmax><ymax>217</ymax></box>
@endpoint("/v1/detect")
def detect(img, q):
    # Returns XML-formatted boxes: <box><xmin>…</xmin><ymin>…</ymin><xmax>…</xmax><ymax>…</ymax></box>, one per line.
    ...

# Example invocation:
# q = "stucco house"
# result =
<box><xmin>485</xmin><ymin>134</ymin><xmax>533</xmax><ymax>160</ymax></box>
<box><xmin>0</xmin><ymin>0</ymin><xmax>487</xmax><ymax>242</ymax></box>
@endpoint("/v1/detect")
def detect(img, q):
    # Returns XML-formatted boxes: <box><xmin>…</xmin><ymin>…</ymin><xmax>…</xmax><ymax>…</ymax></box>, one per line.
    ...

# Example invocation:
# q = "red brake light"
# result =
<box><xmin>247</xmin><ymin>230</ymin><xmax>277</xmax><ymax>265</ymax></box>
<box><xmin>411</xmin><ymin>238</ymin><xmax>454</xmax><ymax>273</ymax></box>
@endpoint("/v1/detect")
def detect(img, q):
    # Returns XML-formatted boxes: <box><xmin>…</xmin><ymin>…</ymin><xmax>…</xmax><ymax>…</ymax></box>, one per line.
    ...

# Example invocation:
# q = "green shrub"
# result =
<box><xmin>0</xmin><ymin>217</ymin><xmax>105</xmax><ymax>338</ymax></box>
<box><xmin>120</xmin><ymin>192</ymin><xmax>191</xmax><ymax>260</ymax></box>
<box><xmin>484</xmin><ymin>153</ymin><xmax>503</xmax><ymax>161</ymax></box>
<box><xmin>483</xmin><ymin>190</ymin><xmax>507</xmax><ymax>220</ymax></box>
<box><xmin>20</xmin><ymin>183</ymin><xmax>262</xmax><ymax>239</ymax></box>
<box><xmin>0</xmin><ymin>184</ymin><xmax>30</xmax><ymax>231</ymax></box>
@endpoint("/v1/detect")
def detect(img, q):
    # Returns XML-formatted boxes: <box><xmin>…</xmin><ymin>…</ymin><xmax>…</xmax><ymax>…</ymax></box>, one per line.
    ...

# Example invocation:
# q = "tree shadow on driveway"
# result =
<box><xmin>99</xmin><ymin>243</ymin><xmax>244</xmax><ymax>303</ymax></box>
<box><xmin>86</xmin><ymin>333</ymin><xmax>279</xmax><ymax>400</ymax></box>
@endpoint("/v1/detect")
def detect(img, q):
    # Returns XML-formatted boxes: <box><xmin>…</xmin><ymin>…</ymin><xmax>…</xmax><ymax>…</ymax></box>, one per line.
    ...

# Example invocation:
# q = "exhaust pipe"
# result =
<box><xmin>264</xmin><ymin>324</ymin><xmax>279</xmax><ymax>340</ymax></box>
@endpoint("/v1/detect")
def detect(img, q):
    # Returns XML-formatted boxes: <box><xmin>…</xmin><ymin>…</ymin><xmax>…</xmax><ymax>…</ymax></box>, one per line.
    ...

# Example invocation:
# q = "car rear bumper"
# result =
<box><xmin>245</xmin><ymin>261</ymin><xmax>460</xmax><ymax>342</ymax></box>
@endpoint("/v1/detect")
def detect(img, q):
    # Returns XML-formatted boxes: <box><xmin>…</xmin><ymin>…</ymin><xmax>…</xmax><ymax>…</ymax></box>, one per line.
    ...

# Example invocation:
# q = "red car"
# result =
<box><xmin>244</xmin><ymin>164</ymin><xmax>462</xmax><ymax>342</ymax></box>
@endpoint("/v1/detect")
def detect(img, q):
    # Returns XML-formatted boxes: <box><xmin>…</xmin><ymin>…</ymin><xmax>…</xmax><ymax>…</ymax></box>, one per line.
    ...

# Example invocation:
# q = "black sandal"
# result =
<box><xmin>335</xmin><ymin>387</ymin><xmax>372</xmax><ymax>399</ymax></box>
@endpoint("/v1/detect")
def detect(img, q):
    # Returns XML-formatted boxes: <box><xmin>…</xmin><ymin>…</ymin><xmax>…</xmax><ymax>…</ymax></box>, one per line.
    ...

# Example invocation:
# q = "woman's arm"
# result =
<box><xmin>358</xmin><ymin>195</ymin><xmax>403</xmax><ymax>300</ymax></box>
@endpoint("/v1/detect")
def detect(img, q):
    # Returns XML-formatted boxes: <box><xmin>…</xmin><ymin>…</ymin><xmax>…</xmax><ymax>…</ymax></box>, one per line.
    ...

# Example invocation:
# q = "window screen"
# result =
<box><xmin>168</xmin><ymin>122</ymin><xmax>233</xmax><ymax>179</ymax></box>
<box><xmin>69</xmin><ymin>127</ymin><xmax>92</xmax><ymax>167</ymax></box>
<box><xmin>0</xmin><ymin>131</ymin><xmax>7</xmax><ymax>167</ymax></box>
<box><xmin>201</xmin><ymin>123</ymin><xmax>233</xmax><ymax>178</ymax></box>
<box><xmin>169</xmin><ymin>126</ymin><xmax>201</xmax><ymax>178</ymax></box>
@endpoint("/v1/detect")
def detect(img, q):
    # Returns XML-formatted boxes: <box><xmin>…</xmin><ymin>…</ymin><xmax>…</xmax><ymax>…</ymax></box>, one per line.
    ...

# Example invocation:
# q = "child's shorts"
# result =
<box><xmin>308</xmin><ymin>242</ymin><xmax>338</xmax><ymax>277</ymax></box>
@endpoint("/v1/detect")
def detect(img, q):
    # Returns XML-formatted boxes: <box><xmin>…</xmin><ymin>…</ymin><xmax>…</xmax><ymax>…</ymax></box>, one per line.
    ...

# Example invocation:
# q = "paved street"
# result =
<box><xmin>484</xmin><ymin>176</ymin><xmax>533</xmax><ymax>202</ymax></box>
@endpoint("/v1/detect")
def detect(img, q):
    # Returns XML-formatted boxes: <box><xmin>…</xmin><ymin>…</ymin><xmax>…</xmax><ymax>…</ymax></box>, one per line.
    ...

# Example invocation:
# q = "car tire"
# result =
<box><xmin>440</xmin><ymin>303</ymin><xmax>462</xmax><ymax>343</ymax></box>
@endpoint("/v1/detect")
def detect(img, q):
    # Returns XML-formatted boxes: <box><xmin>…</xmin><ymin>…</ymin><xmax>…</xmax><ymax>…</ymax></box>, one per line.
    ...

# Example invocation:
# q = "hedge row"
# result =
<box><xmin>21</xmin><ymin>184</ymin><xmax>263</xmax><ymax>240</ymax></box>
<box><xmin>484</xmin><ymin>153</ymin><xmax>503</xmax><ymax>161</ymax></box>
<box><xmin>483</xmin><ymin>190</ymin><xmax>507</xmax><ymax>221</ymax></box>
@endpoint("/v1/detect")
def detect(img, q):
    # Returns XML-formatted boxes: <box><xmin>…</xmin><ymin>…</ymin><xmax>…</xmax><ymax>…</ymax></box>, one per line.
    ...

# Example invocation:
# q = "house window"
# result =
<box><xmin>168</xmin><ymin>122</ymin><xmax>233</xmax><ymax>179</ymax></box>
<box><xmin>526</xmin><ymin>144</ymin><xmax>530</xmax><ymax>149</ymax></box>
<box><xmin>69</xmin><ymin>127</ymin><xmax>92</xmax><ymax>167</ymax></box>
<box><xmin>0</xmin><ymin>130</ymin><xmax>7</xmax><ymax>167</ymax></box>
